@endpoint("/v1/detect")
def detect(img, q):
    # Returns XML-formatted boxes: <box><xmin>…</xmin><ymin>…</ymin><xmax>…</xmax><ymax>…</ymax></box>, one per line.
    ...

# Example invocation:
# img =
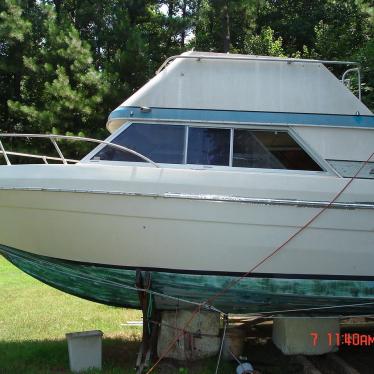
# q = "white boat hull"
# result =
<box><xmin>0</xmin><ymin>164</ymin><xmax>373</xmax><ymax>278</ymax></box>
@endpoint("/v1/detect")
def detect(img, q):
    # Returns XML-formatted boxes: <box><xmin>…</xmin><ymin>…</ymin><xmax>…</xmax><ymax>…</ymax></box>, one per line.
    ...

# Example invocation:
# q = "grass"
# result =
<box><xmin>0</xmin><ymin>256</ymin><xmax>235</xmax><ymax>374</ymax></box>
<box><xmin>2</xmin><ymin>254</ymin><xmax>370</xmax><ymax>373</ymax></box>
<box><xmin>0</xmin><ymin>257</ymin><xmax>141</xmax><ymax>341</ymax></box>
<box><xmin>0</xmin><ymin>255</ymin><xmax>141</xmax><ymax>373</ymax></box>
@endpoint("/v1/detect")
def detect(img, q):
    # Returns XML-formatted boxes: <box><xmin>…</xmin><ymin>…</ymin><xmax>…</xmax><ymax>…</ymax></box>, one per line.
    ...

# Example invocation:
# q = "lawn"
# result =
<box><xmin>0</xmin><ymin>255</ymin><xmax>143</xmax><ymax>373</ymax></box>
<box><xmin>0</xmin><ymin>256</ymin><xmax>235</xmax><ymax>374</ymax></box>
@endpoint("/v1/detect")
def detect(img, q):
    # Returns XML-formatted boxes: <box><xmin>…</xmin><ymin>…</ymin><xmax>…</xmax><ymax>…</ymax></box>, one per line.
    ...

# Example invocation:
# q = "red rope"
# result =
<box><xmin>206</xmin><ymin>151</ymin><xmax>374</xmax><ymax>306</ymax></box>
<box><xmin>146</xmin><ymin>152</ymin><xmax>374</xmax><ymax>373</ymax></box>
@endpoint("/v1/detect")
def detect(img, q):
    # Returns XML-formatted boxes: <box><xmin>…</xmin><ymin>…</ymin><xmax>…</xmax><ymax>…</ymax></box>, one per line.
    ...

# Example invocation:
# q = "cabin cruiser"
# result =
<box><xmin>0</xmin><ymin>52</ymin><xmax>373</xmax><ymax>315</ymax></box>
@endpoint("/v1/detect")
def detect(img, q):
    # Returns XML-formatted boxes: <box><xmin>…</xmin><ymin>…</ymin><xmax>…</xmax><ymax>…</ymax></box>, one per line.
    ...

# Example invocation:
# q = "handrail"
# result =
<box><xmin>156</xmin><ymin>54</ymin><xmax>360</xmax><ymax>74</ymax></box>
<box><xmin>0</xmin><ymin>150</ymin><xmax>78</xmax><ymax>164</ymax></box>
<box><xmin>156</xmin><ymin>53</ymin><xmax>362</xmax><ymax>101</ymax></box>
<box><xmin>342</xmin><ymin>67</ymin><xmax>361</xmax><ymax>101</ymax></box>
<box><xmin>0</xmin><ymin>133</ymin><xmax>160</xmax><ymax>168</ymax></box>
<box><xmin>0</xmin><ymin>140</ymin><xmax>10</xmax><ymax>165</ymax></box>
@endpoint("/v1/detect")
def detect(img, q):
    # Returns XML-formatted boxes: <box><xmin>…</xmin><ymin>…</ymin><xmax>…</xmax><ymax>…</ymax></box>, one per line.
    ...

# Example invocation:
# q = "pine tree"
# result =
<box><xmin>0</xmin><ymin>0</ymin><xmax>32</xmax><ymax>131</ymax></box>
<box><xmin>7</xmin><ymin>5</ymin><xmax>109</xmax><ymax>138</ymax></box>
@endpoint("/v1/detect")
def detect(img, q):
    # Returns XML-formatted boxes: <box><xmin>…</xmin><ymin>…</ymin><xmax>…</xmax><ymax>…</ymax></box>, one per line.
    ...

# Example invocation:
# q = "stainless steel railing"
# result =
<box><xmin>156</xmin><ymin>53</ymin><xmax>362</xmax><ymax>101</ymax></box>
<box><xmin>0</xmin><ymin>150</ymin><xmax>79</xmax><ymax>164</ymax></box>
<box><xmin>342</xmin><ymin>67</ymin><xmax>362</xmax><ymax>101</ymax></box>
<box><xmin>0</xmin><ymin>133</ymin><xmax>159</xmax><ymax>168</ymax></box>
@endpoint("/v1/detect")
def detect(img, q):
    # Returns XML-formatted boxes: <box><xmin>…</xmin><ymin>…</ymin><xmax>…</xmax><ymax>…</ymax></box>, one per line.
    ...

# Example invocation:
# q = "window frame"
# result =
<box><xmin>81</xmin><ymin>120</ymin><xmax>332</xmax><ymax>175</ymax></box>
<box><xmin>81</xmin><ymin>121</ymin><xmax>134</xmax><ymax>163</ymax></box>
<box><xmin>231</xmin><ymin>127</ymin><xmax>326</xmax><ymax>172</ymax></box>
<box><xmin>96</xmin><ymin>122</ymin><xmax>186</xmax><ymax>165</ymax></box>
<box><xmin>186</xmin><ymin>125</ymin><xmax>232</xmax><ymax>167</ymax></box>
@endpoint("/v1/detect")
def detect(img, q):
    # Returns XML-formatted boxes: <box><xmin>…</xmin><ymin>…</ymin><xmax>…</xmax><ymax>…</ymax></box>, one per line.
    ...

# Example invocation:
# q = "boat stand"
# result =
<box><xmin>135</xmin><ymin>270</ymin><xmax>160</xmax><ymax>374</ymax></box>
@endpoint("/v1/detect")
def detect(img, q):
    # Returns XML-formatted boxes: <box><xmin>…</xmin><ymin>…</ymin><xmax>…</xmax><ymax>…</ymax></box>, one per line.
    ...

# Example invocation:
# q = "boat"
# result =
<box><xmin>0</xmin><ymin>51</ymin><xmax>374</xmax><ymax>315</ymax></box>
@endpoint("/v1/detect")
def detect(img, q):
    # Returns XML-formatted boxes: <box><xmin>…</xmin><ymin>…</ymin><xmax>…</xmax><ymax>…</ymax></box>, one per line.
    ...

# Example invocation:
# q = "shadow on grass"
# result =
<box><xmin>0</xmin><ymin>337</ymin><xmax>140</xmax><ymax>374</ymax></box>
<box><xmin>0</xmin><ymin>336</ymin><xmax>238</xmax><ymax>374</ymax></box>
<box><xmin>0</xmin><ymin>334</ymin><xmax>307</xmax><ymax>374</ymax></box>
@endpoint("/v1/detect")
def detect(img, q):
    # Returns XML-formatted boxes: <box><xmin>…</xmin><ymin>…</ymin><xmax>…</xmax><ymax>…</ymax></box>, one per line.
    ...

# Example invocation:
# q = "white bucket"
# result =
<box><xmin>66</xmin><ymin>330</ymin><xmax>103</xmax><ymax>372</ymax></box>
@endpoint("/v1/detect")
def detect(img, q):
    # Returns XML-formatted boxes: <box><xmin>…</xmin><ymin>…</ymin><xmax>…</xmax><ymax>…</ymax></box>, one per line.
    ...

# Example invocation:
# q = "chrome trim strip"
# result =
<box><xmin>0</xmin><ymin>187</ymin><xmax>373</xmax><ymax>210</ymax></box>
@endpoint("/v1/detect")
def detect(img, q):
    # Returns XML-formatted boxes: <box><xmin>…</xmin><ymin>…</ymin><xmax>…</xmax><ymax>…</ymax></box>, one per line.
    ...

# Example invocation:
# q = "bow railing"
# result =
<box><xmin>0</xmin><ymin>133</ymin><xmax>159</xmax><ymax>168</ymax></box>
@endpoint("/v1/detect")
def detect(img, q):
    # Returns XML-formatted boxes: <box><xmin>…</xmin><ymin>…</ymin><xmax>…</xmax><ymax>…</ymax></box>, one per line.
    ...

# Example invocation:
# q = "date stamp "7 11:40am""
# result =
<box><xmin>310</xmin><ymin>332</ymin><xmax>374</xmax><ymax>347</ymax></box>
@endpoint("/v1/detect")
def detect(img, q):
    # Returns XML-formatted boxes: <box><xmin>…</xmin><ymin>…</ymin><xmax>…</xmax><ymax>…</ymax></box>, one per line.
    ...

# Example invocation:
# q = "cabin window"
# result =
<box><xmin>187</xmin><ymin>127</ymin><xmax>230</xmax><ymax>166</ymax></box>
<box><xmin>93</xmin><ymin>123</ymin><xmax>185</xmax><ymax>163</ymax></box>
<box><xmin>232</xmin><ymin>130</ymin><xmax>322</xmax><ymax>171</ymax></box>
<box><xmin>91</xmin><ymin>123</ymin><xmax>322</xmax><ymax>172</ymax></box>
<box><xmin>327</xmin><ymin>160</ymin><xmax>374</xmax><ymax>179</ymax></box>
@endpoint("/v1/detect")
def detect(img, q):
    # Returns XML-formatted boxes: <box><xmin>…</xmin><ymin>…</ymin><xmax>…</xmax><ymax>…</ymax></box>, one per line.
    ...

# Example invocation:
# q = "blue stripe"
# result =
<box><xmin>109</xmin><ymin>106</ymin><xmax>374</xmax><ymax>128</ymax></box>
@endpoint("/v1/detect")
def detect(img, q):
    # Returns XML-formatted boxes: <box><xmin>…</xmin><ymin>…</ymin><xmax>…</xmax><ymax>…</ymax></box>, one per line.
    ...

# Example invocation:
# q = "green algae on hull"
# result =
<box><xmin>1</xmin><ymin>244</ymin><xmax>374</xmax><ymax>315</ymax></box>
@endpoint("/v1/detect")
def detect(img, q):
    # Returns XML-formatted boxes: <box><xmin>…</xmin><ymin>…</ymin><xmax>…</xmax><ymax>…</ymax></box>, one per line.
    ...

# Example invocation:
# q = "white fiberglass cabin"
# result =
<box><xmin>0</xmin><ymin>52</ymin><xmax>374</xmax><ymax>315</ymax></box>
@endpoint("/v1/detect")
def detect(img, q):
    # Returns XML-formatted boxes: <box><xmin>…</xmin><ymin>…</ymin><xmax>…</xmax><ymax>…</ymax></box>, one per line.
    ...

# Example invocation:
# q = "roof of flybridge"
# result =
<box><xmin>113</xmin><ymin>51</ymin><xmax>372</xmax><ymax>125</ymax></box>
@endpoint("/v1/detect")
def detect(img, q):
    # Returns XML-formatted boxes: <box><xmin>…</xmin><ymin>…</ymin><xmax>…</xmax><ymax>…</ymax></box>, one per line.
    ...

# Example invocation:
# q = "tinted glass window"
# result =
<box><xmin>93</xmin><ymin>123</ymin><xmax>185</xmax><ymax>164</ymax></box>
<box><xmin>187</xmin><ymin>127</ymin><xmax>230</xmax><ymax>166</ymax></box>
<box><xmin>233</xmin><ymin>130</ymin><xmax>322</xmax><ymax>171</ymax></box>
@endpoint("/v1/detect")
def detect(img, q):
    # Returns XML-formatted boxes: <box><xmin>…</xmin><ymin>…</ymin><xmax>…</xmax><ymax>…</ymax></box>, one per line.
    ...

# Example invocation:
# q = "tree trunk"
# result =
<box><xmin>168</xmin><ymin>0</ymin><xmax>175</xmax><ymax>17</ymax></box>
<box><xmin>165</xmin><ymin>0</ymin><xmax>175</xmax><ymax>54</ymax></box>
<box><xmin>53</xmin><ymin>0</ymin><xmax>62</xmax><ymax>23</ymax></box>
<box><xmin>222</xmin><ymin>1</ymin><xmax>230</xmax><ymax>53</ymax></box>
<box><xmin>181</xmin><ymin>0</ymin><xmax>187</xmax><ymax>47</ymax></box>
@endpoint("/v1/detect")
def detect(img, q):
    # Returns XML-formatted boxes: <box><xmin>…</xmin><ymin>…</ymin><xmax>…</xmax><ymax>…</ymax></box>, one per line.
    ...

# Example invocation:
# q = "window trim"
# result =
<box><xmin>183</xmin><ymin>126</ymin><xmax>189</xmax><ymax>164</ymax></box>
<box><xmin>287</xmin><ymin>128</ymin><xmax>336</xmax><ymax>175</ymax></box>
<box><xmin>81</xmin><ymin>121</ymin><xmax>133</xmax><ymax>163</ymax></box>
<box><xmin>81</xmin><ymin>121</ymin><xmax>331</xmax><ymax>175</ymax></box>
<box><xmin>229</xmin><ymin>128</ymin><xmax>234</xmax><ymax>167</ymax></box>
<box><xmin>186</xmin><ymin>125</ymin><xmax>232</xmax><ymax>167</ymax></box>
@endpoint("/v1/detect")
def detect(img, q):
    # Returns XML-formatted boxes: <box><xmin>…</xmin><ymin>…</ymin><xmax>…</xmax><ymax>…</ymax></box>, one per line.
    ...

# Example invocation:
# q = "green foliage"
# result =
<box><xmin>0</xmin><ymin>0</ymin><xmax>33</xmax><ymax>130</ymax></box>
<box><xmin>256</xmin><ymin>0</ymin><xmax>328</xmax><ymax>55</ymax></box>
<box><xmin>7</xmin><ymin>5</ymin><xmax>109</xmax><ymax>136</ymax></box>
<box><xmin>0</xmin><ymin>0</ymin><xmax>373</xmax><ymax>139</ymax></box>
<box><xmin>356</xmin><ymin>39</ymin><xmax>374</xmax><ymax>110</ymax></box>
<box><xmin>252</xmin><ymin>0</ymin><xmax>374</xmax><ymax>110</ymax></box>
<box><xmin>0</xmin><ymin>0</ymin><xmax>31</xmax><ymax>43</ymax></box>
<box><xmin>194</xmin><ymin>0</ymin><xmax>257</xmax><ymax>53</ymax></box>
<box><xmin>313</xmin><ymin>0</ymin><xmax>370</xmax><ymax>60</ymax></box>
<box><xmin>311</xmin><ymin>1</ymin><xmax>373</xmax><ymax>109</ymax></box>
<box><xmin>244</xmin><ymin>27</ymin><xmax>285</xmax><ymax>57</ymax></box>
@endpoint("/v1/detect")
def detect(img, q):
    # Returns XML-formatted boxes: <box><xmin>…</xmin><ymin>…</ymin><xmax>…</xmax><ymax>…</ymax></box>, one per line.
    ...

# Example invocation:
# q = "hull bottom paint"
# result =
<box><xmin>1</xmin><ymin>244</ymin><xmax>374</xmax><ymax>315</ymax></box>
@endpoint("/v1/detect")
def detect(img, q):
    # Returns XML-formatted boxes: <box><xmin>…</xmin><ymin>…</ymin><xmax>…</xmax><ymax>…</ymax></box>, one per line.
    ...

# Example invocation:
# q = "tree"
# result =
<box><xmin>255</xmin><ymin>0</ymin><xmax>373</xmax><ymax>109</ymax></box>
<box><xmin>194</xmin><ymin>0</ymin><xmax>258</xmax><ymax>52</ymax></box>
<box><xmin>7</xmin><ymin>5</ymin><xmax>109</xmax><ymax>138</ymax></box>
<box><xmin>244</xmin><ymin>26</ymin><xmax>285</xmax><ymax>56</ymax></box>
<box><xmin>355</xmin><ymin>39</ymin><xmax>374</xmax><ymax>111</ymax></box>
<box><xmin>256</xmin><ymin>0</ymin><xmax>329</xmax><ymax>55</ymax></box>
<box><xmin>0</xmin><ymin>0</ymin><xmax>32</xmax><ymax>131</ymax></box>
<box><xmin>312</xmin><ymin>1</ymin><xmax>373</xmax><ymax>110</ymax></box>
<box><xmin>0</xmin><ymin>0</ymin><xmax>373</xmax><ymax>142</ymax></box>
<box><xmin>313</xmin><ymin>1</ymin><xmax>370</xmax><ymax>60</ymax></box>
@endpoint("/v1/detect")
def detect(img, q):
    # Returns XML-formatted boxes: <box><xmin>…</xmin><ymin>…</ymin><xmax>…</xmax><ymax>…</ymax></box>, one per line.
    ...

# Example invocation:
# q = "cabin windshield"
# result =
<box><xmin>92</xmin><ymin>123</ymin><xmax>322</xmax><ymax>171</ymax></box>
<box><xmin>94</xmin><ymin>123</ymin><xmax>184</xmax><ymax>164</ymax></box>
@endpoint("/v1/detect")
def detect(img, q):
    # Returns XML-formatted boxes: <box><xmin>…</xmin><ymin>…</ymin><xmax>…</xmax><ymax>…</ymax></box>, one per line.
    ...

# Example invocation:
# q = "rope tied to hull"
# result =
<box><xmin>146</xmin><ymin>151</ymin><xmax>374</xmax><ymax>373</ymax></box>
<box><xmin>2</xmin><ymin>152</ymin><xmax>374</xmax><ymax>373</ymax></box>
<box><xmin>215</xmin><ymin>314</ymin><xmax>228</xmax><ymax>374</ymax></box>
